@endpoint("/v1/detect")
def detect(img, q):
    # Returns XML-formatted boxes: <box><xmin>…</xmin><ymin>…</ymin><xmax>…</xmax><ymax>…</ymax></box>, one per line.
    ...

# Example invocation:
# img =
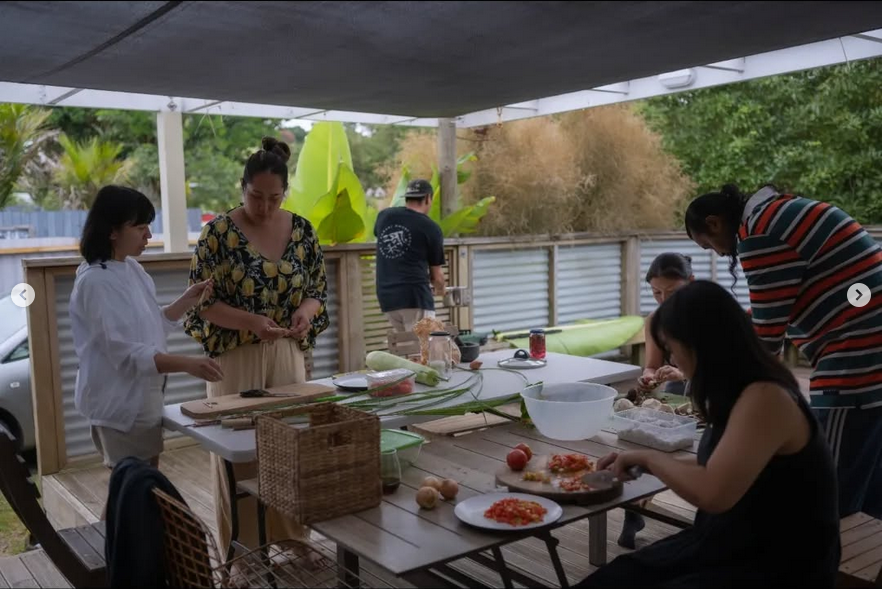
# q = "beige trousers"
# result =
<box><xmin>207</xmin><ymin>339</ymin><xmax>308</xmax><ymax>552</ymax></box>
<box><xmin>385</xmin><ymin>308</ymin><xmax>435</xmax><ymax>332</ymax></box>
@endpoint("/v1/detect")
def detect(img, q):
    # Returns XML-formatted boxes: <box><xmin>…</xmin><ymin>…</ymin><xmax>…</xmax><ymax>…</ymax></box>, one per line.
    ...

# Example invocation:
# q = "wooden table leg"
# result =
<box><xmin>491</xmin><ymin>546</ymin><xmax>515</xmax><ymax>589</ymax></box>
<box><xmin>538</xmin><ymin>531</ymin><xmax>570</xmax><ymax>588</ymax></box>
<box><xmin>224</xmin><ymin>459</ymin><xmax>239</xmax><ymax>565</ymax></box>
<box><xmin>337</xmin><ymin>545</ymin><xmax>360</xmax><ymax>588</ymax></box>
<box><xmin>588</xmin><ymin>512</ymin><xmax>608</xmax><ymax>567</ymax></box>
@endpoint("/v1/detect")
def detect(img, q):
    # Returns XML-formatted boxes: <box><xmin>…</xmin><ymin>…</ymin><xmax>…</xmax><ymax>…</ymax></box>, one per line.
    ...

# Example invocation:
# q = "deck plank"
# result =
<box><xmin>0</xmin><ymin>555</ymin><xmax>39</xmax><ymax>588</ymax></box>
<box><xmin>18</xmin><ymin>551</ymin><xmax>71</xmax><ymax>589</ymax></box>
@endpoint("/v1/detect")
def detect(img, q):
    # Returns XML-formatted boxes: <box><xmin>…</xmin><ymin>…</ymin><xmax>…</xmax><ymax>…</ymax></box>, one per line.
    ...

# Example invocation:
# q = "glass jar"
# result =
<box><xmin>380</xmin><ymin>449</ymin><xmax>402</xmax><ymax>495</ymax></box>
<box><xmin>427</xmin><ymin>331</ymin><xmax>454</xmax><ymax>377</ymax></box>
<box><xmin>529</xmin><ymin>328</ymin><xmax>546</xmax><ymax>360</ymax></box>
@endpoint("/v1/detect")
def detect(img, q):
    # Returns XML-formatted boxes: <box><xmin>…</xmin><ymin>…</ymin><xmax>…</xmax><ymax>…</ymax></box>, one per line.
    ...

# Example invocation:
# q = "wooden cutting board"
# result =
<box><xmin>181</xmin><ymin>382</ymin><xmax>336</xmax><ymax>419</ymax></box>
<box><xmin>495</xmin><ymin>455</ymin><xmax>623</xmax><ymax>505</ymax></box>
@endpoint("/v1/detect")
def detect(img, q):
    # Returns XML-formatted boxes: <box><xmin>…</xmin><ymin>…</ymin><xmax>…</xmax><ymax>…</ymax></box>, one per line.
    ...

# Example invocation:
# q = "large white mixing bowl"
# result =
<box><xmin>521</xmin><ymin>382</ymin><xmax>617</xmax><ymax>441</ymax></box>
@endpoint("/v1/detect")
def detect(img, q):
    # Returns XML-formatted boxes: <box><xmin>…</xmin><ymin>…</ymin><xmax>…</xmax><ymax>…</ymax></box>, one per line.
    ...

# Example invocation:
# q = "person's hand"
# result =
<box><xmin>185</xmin><ymin>357</ymin><xmax>224</xmax><ymax>382</ymax></box>
<box><xmin>250</xmin><ymin>315</ymin><xmax>288</xmax><ymax>341</ymax></box>
<box><xmin>597</xmin><ymin>452</ymin><xmax>619</xmax><ymax>472</ymax></box>
<box><xmin>182</xmin><ymin>279</ymin><xmax>214</xmax><ymax>308</ymax></box>
<box><xmin>289</xmin><ymin>307</ymin><xmax>312</xmax><ymax>340</ymax></box>
<box><xmin>655</xmin><ymin>365</ymin><xmax>684</xmax><ymax>383</ymax></box>
<box><xmin>637</xmin><ymin>373</ymin><xmax>658</xmax><ymax>392</ymax></box>
<box><xmin>601</xmin><ymin>451</ymin><xmax>649</xmax><ymax>481</ymax></box>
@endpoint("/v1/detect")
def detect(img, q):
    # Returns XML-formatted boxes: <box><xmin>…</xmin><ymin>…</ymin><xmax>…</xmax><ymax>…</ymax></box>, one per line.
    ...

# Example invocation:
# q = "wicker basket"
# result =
<box><xmin>256</xmin><ymin>403</ymin><xmax>381</xmax><ymax>525</ymax></box>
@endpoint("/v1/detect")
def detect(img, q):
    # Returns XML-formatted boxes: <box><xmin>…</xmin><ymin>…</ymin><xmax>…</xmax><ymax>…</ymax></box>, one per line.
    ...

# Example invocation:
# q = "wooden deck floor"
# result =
<box><xmin>41</xmin><ymin>439</ymin><xmax>882</xmax><ymax>588</ymax></box>
<box><xmin>0</xmin><ymin>550</ymin><xmax>72</xmax><ymax>588</ymax></box>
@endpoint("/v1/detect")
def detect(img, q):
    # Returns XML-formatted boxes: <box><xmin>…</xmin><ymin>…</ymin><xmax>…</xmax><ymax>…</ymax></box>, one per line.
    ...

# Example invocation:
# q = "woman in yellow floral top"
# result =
<box><xmin>185</xmin><ymin>136</ymin><xmax>329</xmax><ymax>558</ymax></box>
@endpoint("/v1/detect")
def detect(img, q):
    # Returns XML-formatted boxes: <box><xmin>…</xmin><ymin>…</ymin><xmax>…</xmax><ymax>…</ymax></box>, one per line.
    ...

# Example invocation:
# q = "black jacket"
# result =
<box><xmin>104</xmin><ymin>457</ymin><xmax>186</xmax><ymax>588</ymax></box>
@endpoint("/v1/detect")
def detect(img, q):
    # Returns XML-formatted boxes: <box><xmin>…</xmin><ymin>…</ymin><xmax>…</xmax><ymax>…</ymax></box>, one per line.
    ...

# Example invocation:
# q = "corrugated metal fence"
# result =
<box><xmin>0</xmin><ymin>208</ymin><xmax>203</xmax><ymax>238</ymax></box>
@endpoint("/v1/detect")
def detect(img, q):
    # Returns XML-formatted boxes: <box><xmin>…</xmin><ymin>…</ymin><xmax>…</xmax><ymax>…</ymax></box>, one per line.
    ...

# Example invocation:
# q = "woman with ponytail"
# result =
<box><xmin>684</xmin><ymin>183</ymin><xmax>882</xmax><ymax>520</ymax></box>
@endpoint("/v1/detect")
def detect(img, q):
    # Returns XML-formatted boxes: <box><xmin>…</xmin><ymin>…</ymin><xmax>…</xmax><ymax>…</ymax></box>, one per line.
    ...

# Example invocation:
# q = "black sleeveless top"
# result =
<box><xmin>694</xmin><ymin>388</ymin><xmax>840</xmax><ymax>584</ymax></box>
<box><xmin>626</xmin><ymin>386</ymin><xmax>841</xmax><ymax>587</ymax></box>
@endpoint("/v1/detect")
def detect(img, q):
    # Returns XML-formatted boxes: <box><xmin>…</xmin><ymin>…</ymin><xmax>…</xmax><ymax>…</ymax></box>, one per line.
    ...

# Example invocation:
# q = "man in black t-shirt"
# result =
<box><xmin>374</xmin><ymin>179</ymin><xmax>445</xmax><ymax>332</ymax></box>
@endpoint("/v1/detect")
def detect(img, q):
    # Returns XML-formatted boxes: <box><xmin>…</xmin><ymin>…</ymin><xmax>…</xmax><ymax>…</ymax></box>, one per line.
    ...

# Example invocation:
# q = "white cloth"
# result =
<box><xmin>741</xmin><ymin>185</ymin><xmax>779</xmax><ymax>223</ymax></box>
<box><xmin>70</xmin><ymin>258</ymin><xmax>180</xmax><ymax>431</ymax></box>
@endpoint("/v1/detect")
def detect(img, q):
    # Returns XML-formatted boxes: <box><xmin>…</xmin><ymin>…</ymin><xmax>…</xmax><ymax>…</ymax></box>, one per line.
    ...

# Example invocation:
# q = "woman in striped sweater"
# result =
<box><xmin>684</xmin><ymin>183</ymin><xmax>882</xmax><ymax>519</ymax></box>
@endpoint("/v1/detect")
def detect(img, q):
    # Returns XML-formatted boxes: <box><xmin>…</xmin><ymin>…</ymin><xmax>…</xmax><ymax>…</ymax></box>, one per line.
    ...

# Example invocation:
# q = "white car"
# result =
<box><xmin>0</xmin><ymin>294</ymin><xmax>34</xmax><ymax>451</ymax></box>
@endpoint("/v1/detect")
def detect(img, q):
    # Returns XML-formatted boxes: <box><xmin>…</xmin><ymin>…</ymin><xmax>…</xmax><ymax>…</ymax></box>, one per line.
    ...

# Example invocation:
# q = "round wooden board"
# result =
<box><xmin>495</xmin><ymin>455</ymin><xmax>623</xmax><ymax>505</ymax></box>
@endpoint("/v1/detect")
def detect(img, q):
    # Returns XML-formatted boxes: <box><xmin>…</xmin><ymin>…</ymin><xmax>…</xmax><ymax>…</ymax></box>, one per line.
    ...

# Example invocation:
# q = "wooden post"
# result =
<box><xmin>454</xmin><ymin>245</ymin><xmax>472</xmax><ymax>330</ymax></box>
<box><xmin>25</xmin><ymin>266</ymin><xmax>64</xmax><ymax>476</ymax></box>
<box><xmin>621</xmin><ymin>236</ymin><xmax>641</xmax><ymax>317</ymax></box>
<box><xmin>342</xmin><ymin>252</ymin><xmax>366</xmax><ymax>372</ymax></box>
<box><xmin>548</xmin><ymin>245</ymin><xmax>559</xmax><ymax>327</ymax></box>
<box><xmin>621</xmin><ymin>236</ymin><xmax>643</xmax><ymax>364</ymax></box>
<box><xmin>438</xmin><ymin>118</ymin><xmax>458</xmax><ymax>219</ymax></box>
<box><xmin>157</xmin><ymin>109</ymin><xmax>189</xmax><ymax>253</ymax></box>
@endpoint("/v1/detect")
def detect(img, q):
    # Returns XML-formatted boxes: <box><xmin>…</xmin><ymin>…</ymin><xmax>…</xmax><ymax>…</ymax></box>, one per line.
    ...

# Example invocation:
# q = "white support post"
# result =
<box><xmin>156</xmin><ymin>110</ymin><xmax>189</xmax><ymax>253</ymax></box>
<box><xmin>438</xmin><ymin>118</ymin><xmax>458</xmax><ymax>219</ymax></box>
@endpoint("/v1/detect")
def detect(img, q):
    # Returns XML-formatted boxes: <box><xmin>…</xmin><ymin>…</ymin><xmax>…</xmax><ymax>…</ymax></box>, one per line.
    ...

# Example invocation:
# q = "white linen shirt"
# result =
<box><xmin>70</xmin><ymin>258</ymin><xmax>180</xmax><ymax>431</ymax></box>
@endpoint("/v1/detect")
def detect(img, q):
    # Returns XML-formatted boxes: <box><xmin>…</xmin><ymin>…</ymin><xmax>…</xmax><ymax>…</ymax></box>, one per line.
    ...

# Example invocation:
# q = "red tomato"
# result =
<box><xmin>506</xmin><ymin>449</ymin><xmax>528</xmax><ymax>471</ymax></box>
<box><xmin>514</xmin><ymin>443</ymin><xmax>533</xmax><ymax>461</ymax></box>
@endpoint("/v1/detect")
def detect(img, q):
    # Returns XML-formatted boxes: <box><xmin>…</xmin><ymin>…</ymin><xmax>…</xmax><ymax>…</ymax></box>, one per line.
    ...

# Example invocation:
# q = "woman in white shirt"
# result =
<box><xmin>70</xmin><ymin>185</ymin><xmax>224</xmax><ymax>471</ymax></box>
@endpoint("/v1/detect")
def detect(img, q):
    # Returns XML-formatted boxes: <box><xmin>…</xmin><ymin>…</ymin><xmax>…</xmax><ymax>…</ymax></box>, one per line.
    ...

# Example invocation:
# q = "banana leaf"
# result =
<box><xmin>317</xmin><ymin>186</ymin><xmax>365</xmax><ymax>245</ymax></box>
<box><xmin>286</xmin><ymin>122</ymin><xmax>353</xmax><ymax>217</ymax></box>
<box><xmin>499</xmin><ymin>316</ymin><xmax>645</xmax><ymax>357</ymax></box>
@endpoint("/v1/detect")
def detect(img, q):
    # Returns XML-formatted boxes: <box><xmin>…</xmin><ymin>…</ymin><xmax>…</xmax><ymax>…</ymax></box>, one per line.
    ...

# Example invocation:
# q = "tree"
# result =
<box><xmin>639</xmin><ymin>58</ymin><xmax>882</xmax><ymax>223</ymax></box>
<box><xmin>44</xmin><ymin>108</ymin><xmax>285</xmax><ymax>212</ymax></box>
<box><xmin>0</xmin><ymin>104</ymin><xmax>56</xmax><ymax>209</ymax></box>
<box><xmin>54</xmin><ymin>135</ymin><xmax>131</xmax><ymax>209</ymax></box>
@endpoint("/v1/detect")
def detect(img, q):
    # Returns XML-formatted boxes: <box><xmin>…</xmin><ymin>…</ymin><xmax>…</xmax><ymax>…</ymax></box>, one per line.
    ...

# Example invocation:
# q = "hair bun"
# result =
<box><xmin>261</xmin><ymin>136</ymin><xmax>291</xmax><ymax>163</ymax></box>
<box><xmin>682</xmin><ymin>254</ymin><xmax>692</xmax><ymax>264</ymax></box>
<box><xmin>720</xmin><ymin>184</ymin><xmax>743</xmax><ymax>200</ymax></box>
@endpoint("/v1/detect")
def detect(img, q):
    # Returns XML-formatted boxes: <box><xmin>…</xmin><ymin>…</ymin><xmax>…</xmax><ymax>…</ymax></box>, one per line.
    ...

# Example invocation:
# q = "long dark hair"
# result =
<box><xmin>645</xmin><ymin>252</ymin><xmax>693</xmax><ymax>283</ymax></box>
<box><xmin>684</xmin><ymin>183</ymin><xmax>747</xmax><ymax>288</ymax></box>
<box><xmin>650</xmin><ymin>280</ymin><xmax>797</xmax><ymax>427</ymax></box>
<box><xmin>80</xmin><ymin>185</ymin><xmax>155</xmax><ymax>264</ymax></box>
<box><xmin>241</xmin><ymin>136</ymin><xmax>291</xmax><ymax>191</ymax></box>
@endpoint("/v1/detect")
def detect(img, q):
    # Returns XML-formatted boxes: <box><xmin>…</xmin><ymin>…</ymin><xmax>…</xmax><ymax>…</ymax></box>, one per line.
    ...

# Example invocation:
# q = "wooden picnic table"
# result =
<box><xmin>162</xmin><ymin>350</ymin><xmax>642</xmax><ymax>565</ymax></box>
<box><xmin>312</xmin><ymin>422</ymin><xmax>700</xmax><ymax>588</ymax></box>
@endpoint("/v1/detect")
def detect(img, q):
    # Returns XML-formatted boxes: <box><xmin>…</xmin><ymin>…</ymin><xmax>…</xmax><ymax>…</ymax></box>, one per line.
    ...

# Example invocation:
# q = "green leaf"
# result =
<box><xmin>438</xmin><ymin>205</ymin><xmax>472</xmax><ymax>237</ymax></box>
<box><xmin>317</xmin><ymin>187</ymin><xmax>365</xmax><ymax>245</ymax></box>
<box><xmin>389</xmin><ymin>164</ymin><xmax>411</xmax><ymax>208</ymax></box>
<box><xmin>455</xmin><ymin>196</ymin><xmax>496</xmax><ymax>235</ymax></box>
<box><xmin>456</xmin><ymin>152</ymin><xmax>478</xmax><ymax>185</ymax></box>
<box><xmin>361</xmin><ymin>204</ymin><xmax>379</xmax><ymax>242</ymax></box>
<box><xmin>286</xmin><ymin>122</ymin><xmax>353</xmax><ymax>216</ymax></box>
<box><xmin>307</xmin><ymin>162</ymin><xmax>369</xmax><ymax>236</ymax></box>
<box><xmin>428</xmin><ymin>166</ymin><xmax>442</xmax><ymax>223</ymax></box>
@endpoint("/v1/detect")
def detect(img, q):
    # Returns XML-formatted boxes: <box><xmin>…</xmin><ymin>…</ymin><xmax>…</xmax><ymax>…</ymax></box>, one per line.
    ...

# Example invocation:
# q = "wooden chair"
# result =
<box><xmin>153</xmin><ymin>488</ymin><xmax>391</xmax><ymax>588</ymax></box>
<box><xmin>0</xmin><ymin>433</ymin><xmax>107</xmax><ymax>588</ymax></box>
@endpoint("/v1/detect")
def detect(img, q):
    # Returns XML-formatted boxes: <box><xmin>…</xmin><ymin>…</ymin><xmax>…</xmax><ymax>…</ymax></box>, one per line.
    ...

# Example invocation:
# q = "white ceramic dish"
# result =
<box><xmin>454</xmin><ymin>492</ymin><xmax>562</xmax><ymax>531</ymax></box>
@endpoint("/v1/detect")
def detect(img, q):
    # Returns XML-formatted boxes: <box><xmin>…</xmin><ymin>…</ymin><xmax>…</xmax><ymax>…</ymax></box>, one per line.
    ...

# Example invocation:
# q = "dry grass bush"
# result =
<box><xmin>384</xmin><ymin>105</ymin><xmax>692</xmax><ymax>235</ymax></box>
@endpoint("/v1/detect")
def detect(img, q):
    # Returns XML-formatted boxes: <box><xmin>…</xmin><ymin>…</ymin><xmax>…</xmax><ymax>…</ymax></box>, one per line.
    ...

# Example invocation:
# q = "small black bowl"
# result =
<box><xmin>458</xmin><ymin>342</ymin><xmax>480</xmax><ymax>363</ymax></box>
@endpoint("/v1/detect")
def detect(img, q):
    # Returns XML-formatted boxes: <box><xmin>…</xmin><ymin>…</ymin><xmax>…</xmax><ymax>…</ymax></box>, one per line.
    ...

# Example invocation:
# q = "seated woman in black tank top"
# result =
<box><xmin>579</xmin><ymin>280</ymin><xmax>840</xmax><ymax>589</ymax></box>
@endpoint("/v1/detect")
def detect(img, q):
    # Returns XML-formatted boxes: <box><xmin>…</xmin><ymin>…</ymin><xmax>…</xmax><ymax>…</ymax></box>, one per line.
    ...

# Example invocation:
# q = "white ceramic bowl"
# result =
<box><xmin>521</xmin><ymin>382</ymin><xmax>617</xmax><ymax>441</ymax></box>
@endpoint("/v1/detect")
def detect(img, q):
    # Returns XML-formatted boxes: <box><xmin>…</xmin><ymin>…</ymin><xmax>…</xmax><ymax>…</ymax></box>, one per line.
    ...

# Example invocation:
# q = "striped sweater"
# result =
<box><xmin>738</xmin><ymin>191</ymin><xmax>882</xmax><ymax>410</ymax></box>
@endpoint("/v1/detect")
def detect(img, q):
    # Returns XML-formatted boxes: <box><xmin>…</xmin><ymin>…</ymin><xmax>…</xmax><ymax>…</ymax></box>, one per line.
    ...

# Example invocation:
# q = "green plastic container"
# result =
<box><xmin>380</xmin><ymin>429</ymin><xmax>425</xmax><ymax>468</ymax></box>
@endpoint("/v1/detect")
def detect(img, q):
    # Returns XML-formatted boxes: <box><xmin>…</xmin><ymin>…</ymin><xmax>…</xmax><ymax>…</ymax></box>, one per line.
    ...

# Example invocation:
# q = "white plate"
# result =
<box><xmin>454</xmin><ymin>493</ymin><xmax>562</xmax><ymax>531</ymax></box>
<box><xmin>332</xmin><ymin>374</ymin><xmax>369</xmax><ymax>391</ymax></box>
